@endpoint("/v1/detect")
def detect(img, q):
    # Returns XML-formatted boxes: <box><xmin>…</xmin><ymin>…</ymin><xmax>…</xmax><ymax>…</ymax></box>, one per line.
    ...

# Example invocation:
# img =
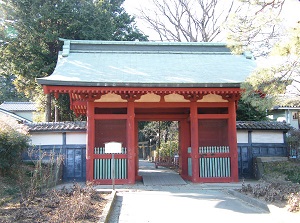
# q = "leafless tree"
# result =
<box><xmin>138</xmin><ymin>0</ymin><xmax>236</xmax><ymax>42</ymax></box>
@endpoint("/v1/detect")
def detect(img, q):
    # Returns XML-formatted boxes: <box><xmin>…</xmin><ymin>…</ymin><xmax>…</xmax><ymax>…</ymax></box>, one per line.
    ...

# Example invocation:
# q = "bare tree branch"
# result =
<box><xmin>138</xmin><ymin>0</ymin><xmax>237</xmax><ymax>42</ymax></box>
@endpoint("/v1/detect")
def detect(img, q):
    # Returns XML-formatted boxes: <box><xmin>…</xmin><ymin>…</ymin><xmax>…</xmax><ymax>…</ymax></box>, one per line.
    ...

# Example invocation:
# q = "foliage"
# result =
<box><xmin>140</xmin><ymin>121</ymin><xmax>178</xmax><ymax>144</ymax></box>
<box><xmin>238</xmin><ymin>18</ymin><xmax>300</xmax><ymax>111</ymax></box>
<box><xmin>0</xmin><ymin>74</ymin><xmax>28</xmax><ymax>103</ymax></box>
<box><xmin>225</xmin><ymin>0</ymin><xmax>285</xmax><ymax>57</ymax></box>
<box><xmin>0</xmin><ymin>116</ymin><xmax>30</xmax><ymax>176</ymax></box>
<box><xmin>159</xmin><ymin>140</ymin><xmax>178</xmax><ymax>157</ymax></box>
<box><xmin>263</xmin><ymin>160</ymin><xmax>300</xmax><ymax>184</ymax></box>
<box><xmin>236</xmin><ymin>98</ymin><xmax>268</xmax><ymax>121</ymax></box>
<box><xmin>0</xmin><ymin>176</ymin><xmax>20</xmax><ymax>206</ymax></box>
<box><xmin>139</xmin><ymin>121</ymin><xmax>179</xmax><ymax>159</ymax></box>
<box><xmin>286</xmin><ymin>129</ymin><xmax>300</xmax><ymax>159</ymax></box>
<box><xmin>0</xmin><ymin>0</ymin><xmax>147</xmax><ymax>121</ymax></box>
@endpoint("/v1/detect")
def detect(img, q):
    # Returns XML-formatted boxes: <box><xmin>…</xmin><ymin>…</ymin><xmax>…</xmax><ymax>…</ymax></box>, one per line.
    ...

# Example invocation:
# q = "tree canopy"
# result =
<box><xmin>224</xmin><ymin>0</ymin><xmax>300</xmax><ymax>115</ymax></box>
<box><xmin>241</xmin><ymin>20</ymin><xmax>300</xmax><ymax>112</ymax></box>
<box><xmin>225</xmin><ymin>0</ymin><xmax>286</xmax><ymax>57</ymax></box>
<box><xmin>0</xmin><ymin>0</ymin><xmax>147</xmax><ymax>121</ymax></box>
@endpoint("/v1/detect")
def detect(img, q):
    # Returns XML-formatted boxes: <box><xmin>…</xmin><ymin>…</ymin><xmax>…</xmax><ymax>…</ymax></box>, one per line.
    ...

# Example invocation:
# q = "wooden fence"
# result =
<box><xmin>188</xmin><ymin>146</ymin><xmax>231</xmax><ymax>178</ymax></box>
<box><xmin>93</xmin><ymin>147</ymin><xmax>127</xmax><ymax>180</ymax></box>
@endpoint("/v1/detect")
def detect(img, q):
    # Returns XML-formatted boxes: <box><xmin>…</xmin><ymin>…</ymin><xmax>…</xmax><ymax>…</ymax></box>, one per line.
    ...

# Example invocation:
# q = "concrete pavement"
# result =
<box><xmin>56</xmin><ymin>160</ymin><xmax>300</xmax><ymax>223</ymax></box>
<box><xmin>103</xmin><ymin>160</ymin><xmax>299</xmax><ymax>223</ymax></box>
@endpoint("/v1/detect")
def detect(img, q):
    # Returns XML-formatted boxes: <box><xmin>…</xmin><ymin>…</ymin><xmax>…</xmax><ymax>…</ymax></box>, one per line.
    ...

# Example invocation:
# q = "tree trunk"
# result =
<box><xmin>55</xmin><ymin>105</ymin><xmax>59</xmax><ymax>122</ymax></box>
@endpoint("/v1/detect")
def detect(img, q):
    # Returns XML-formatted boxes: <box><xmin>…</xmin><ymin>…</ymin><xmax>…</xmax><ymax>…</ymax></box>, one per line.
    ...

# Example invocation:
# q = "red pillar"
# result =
<box><xmin>127</xmin><ymin>101</ymin><xmax>136</xmax><ymax>184</ymax></box>
<box><xmin>135</xmin><ymin>120</ymin><xmax>142</xmax><ymax>181</ymax></box>
<box><xmin>179</xmin><ymin>119</ymin><xmax>190</xmax><ymax>179</ymax></box>
<box><xmin>190</xmin><ymin>102</ymin><xmax>199</xmax><ymax>182</ymax></box>
<box><xmin>228</xmin><ymin>100</ymin><xmax>239</xmax><ymax>182</ymax></box>
<box><xmin>86</xmin><ymin>101</ymin><xmax>95</xmax><ymax>182</ymax></box>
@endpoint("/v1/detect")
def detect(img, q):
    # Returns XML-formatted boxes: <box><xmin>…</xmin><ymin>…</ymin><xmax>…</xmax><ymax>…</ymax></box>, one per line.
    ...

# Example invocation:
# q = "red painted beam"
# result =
<box><xmin>94</xmin><ymin>114</ymin><xmax>128</xmax><ymax>120</ymax></box>
<box><xmin>136</xmin><ymin>114</ymin><xmax>189</xmax><ymax>120</ymax></box>
<box><xmin>92</xmin><ymin>179</ymin><xmax>129</xmax><ymax>185</ymax></box>
<box><xmin>41</xmin><ymin>85</ymin><xmax>242</xmax><ymax>95</ymax></box>
<box><xmin>198</xmin><ymin>114</ymin><xmax>229</xmax><ymax>119</ymax></box>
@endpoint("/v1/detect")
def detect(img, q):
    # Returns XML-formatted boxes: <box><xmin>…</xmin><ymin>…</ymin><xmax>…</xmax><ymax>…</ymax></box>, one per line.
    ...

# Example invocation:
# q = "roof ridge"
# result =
<box><xmin>3</xmin><ymin>101</ymin><xmax>35</xmax><ymax>104</ymax></box>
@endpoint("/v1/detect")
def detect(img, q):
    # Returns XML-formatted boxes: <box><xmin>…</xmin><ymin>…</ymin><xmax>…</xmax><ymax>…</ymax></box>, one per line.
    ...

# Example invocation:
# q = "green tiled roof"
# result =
<box><xmin>37</xmin><ymin>40</ymin><xmax>256</xmax><ymax>88</ymax></box>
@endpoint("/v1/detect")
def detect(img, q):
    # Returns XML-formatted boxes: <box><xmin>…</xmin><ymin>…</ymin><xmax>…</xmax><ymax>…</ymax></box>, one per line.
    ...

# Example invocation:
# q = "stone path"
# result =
<box><xmin>139</xmin><ymin>159</ymin><xmax>187</xmax><ymax>186</ymax></box>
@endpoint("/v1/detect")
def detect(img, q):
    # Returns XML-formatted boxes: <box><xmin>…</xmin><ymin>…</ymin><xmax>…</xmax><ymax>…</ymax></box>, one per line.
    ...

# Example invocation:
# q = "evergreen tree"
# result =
<box><xmin>242</xmin><ymin>22</ymin><xmax>300</xmax><ymax>111</ymax></box>
<box><xmin>0</xmin><ymin>0</ymin><xmax>147</xmax><ymax>121</ymax></box>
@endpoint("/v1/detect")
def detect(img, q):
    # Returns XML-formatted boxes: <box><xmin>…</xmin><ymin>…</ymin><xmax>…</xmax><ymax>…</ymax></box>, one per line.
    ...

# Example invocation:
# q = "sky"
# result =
<box><xmin>122</xmin><ymin>0</ymin><xmax>300</xmax><ymax>41</ymax></box>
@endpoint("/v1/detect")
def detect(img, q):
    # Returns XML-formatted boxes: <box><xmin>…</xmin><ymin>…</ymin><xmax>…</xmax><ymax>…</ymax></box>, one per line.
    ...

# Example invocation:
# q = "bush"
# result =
<box><xmin>0</xmin><ymin>117</ymin><xmax>30</xmax><ymax>176</ymax></box>
<box><xmin>263</xmin><ymin>160</ymin><xmax>300</xmax><ymax>184</ymax></box>
<box><xmin>159</xmin><ymin>141</ymin><xmax>178</xmax><ymax>157</ymax></box>
<box><xmin>287</xmin><ymin>129</ymin><xmax>300</xmax><ymax>159</ymax></box>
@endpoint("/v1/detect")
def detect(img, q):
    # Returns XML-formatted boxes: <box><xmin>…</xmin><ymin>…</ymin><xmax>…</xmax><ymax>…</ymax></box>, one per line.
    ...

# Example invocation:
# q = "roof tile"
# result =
<box><xmin>0</xmin><ymin>102</ymin><xmax>36</xmax><ymax>111</ymax></box>
<box><xmin>27</xmin><ymin>121</ymin><xmax>87</xmax><ymax>132</ymax></box>
<box><xmin>27</xmin><ymin>121</ymin><xmax>291</xmax><ymax>132</ymax></box>
<box><xmin>236</xmin><ymin>121</ymin><xmax>291</xmax><ymax>130</ymax></box>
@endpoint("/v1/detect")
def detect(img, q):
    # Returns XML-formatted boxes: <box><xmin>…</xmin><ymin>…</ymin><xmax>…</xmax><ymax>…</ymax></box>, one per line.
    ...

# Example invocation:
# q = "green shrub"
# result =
<box><xmin>0</xmin><ymin>117</ymin><xmax>30</xmax><ymax>176</ymax></box>
<box><xmin>159</xmin><ymin>141</ymin><xmax>178</xmax><ymax>157</ymax></box>
<box><xmin>264</xmin><ymin>160</ymin><xmax>300</xmax><ymax>183</ymax></box>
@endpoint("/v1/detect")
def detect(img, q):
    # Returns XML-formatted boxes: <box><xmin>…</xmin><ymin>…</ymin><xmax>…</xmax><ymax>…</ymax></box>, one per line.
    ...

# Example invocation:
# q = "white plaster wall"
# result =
<box><xmin>237</xmin><ymin>130</ymin><xmax>248</xmax><ymax>143</ymax></box>
<box><xmin>66</xmin><ymin>132</ymin><xmax>87</xmax><ymax>144</ymax></box>
<box><xmin>30</xmin><ymin>133</ymin><xmax>62</xmax><ymax>146</ymax></box>
<box><xmin>252</xmin><ymin>131</ymin><xmax>284</xmax><ymax>143</ymax></box>
<box><xmin>288</xmin><ymin>110</ymin><xmax>299</xmax><ymax>129</ymax></box>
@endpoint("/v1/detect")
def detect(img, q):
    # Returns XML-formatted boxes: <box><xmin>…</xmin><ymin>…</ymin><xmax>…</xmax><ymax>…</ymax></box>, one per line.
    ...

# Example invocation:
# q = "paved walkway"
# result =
<box><xmin>105</xmin><ymin>160</ymin><xmax>300</xmax><ymax>223</ymax></box>
<box><xmin>56</xmin><ymin>160</ymin><xmax>300</xmax><ymax>222</ymax></box>
<box><xmin>139</xmin><ymin>159</ymin><xmax>187</xmax><ymax>186</ymax></box>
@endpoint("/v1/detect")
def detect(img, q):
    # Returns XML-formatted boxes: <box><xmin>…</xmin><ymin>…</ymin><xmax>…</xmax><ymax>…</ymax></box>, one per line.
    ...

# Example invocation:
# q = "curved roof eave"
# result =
<box><xmin>37</xmin><ymin>79</ymin><xmax>241</xmax><ymax>88</ymax></box>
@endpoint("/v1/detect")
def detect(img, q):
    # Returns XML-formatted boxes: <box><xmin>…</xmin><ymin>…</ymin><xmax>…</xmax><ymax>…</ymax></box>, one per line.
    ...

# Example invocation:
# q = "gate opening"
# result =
<box><xmin>138</xmin><ymin>121</ymin><xmax>180</xmax><ymax>173</ymax></box>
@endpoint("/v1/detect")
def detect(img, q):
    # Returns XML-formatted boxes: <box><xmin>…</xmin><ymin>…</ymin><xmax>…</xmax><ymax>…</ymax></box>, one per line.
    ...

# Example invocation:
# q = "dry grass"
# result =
<box><xmin>240</xmin><ymin>160</ymin><xmax>300</xmax><ymax>212</ymax></box>
<box><xmin>0</xmin><ymin>181</ymin><xmax>108</xmax><ymax>223</ymax></box>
